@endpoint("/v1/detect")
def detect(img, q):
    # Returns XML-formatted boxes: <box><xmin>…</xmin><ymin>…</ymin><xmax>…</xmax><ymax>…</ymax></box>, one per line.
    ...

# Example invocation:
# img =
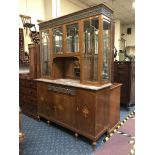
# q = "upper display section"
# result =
<box><xmin>39</xmin><ymin>4</ymin><xmax>114</xmax><ymax>86</ymax></box>
<box><xmin>39</xmin><ymin>4</ymin><xmax>113</xmax><ymax>30</ymax></box>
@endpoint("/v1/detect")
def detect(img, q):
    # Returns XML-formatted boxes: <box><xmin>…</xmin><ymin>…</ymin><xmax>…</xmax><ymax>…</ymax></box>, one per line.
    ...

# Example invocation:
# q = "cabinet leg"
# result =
<box><xmin>47</xmin><ymin>120</ymin><xmax>50</xmax><ymax>126</ymax></box>
<box><xmin>92</xmin><ymin>141</ymin><xmax>96</xmax><ymax>150</ymax></box>
<box><xmin>37</xmin><ymin>115</ymin><xmax>40</xmax><ymax>121</ymax></box>
<box><xmin>75</xmin><ymin>133</ymin><xmax>79</xmax><ymax>138</ymax></box>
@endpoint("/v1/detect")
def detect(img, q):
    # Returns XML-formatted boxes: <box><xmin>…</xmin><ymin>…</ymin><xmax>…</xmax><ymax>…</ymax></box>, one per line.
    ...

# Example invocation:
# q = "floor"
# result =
<box><xmin>21</xmin><ymin>106</ymin><xmax>135</xmax><ymax>155</ymax></box>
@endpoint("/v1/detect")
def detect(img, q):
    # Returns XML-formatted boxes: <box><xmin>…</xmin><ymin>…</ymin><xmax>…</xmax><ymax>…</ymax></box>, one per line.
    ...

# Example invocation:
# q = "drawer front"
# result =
<box><xmin>115</xmin><ymin>62</ymin><xmax>130</xmax><ymax>70</ymax></box>
<box><xmin>19</xmin><ymin>79</ymin><xmax>25</xmax><ymax>87</ymax></box>
<box><xmin>25</xmin><ymin>80</ymin><xmax>36</xmax><ymax>89</ymax></box>
<box><xmin>117</xmin><ymin>70</ymin><xmax>129</xmax><ymax>77</ymax></box>
<box><xmin>27</xmin><ymin>88</ymin><xmax>37</xmax><ymax>96</ymax></box>
<box><xmin>26</xmin><ymin>96</ymin><xmax>37</xmax><ymax>104</ymax></box>
<box><xmin>22</xmin><ymin>88</ymin><xmax>37</xmax><ymax>96</ymax></box>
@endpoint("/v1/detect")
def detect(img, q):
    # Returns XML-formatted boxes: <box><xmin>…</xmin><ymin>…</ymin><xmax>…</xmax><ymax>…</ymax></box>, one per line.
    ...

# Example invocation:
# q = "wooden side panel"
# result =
<box><xmin>108</xmin><ymin>83</ymin><xmax>121</xmax><ymax>132</ymax></box>
<box><xmin>95</xmin><ymin>88</ymin><xmax>110</xmax><ymax>135</ymax></box>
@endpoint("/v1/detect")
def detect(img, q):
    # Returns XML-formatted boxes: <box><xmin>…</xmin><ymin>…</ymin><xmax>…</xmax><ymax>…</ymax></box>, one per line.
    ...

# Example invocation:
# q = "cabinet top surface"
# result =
<box><xmin>35</xmin><ymin>78</ymin><xmax>112</xmax><ymax>90</ymax></box>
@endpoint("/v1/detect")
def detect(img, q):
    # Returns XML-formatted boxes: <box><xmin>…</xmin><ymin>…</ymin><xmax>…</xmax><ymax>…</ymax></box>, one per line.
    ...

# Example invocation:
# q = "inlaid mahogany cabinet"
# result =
<box><xmin>21</xmin><ymin>4</ymin><xmax>122</xmax><ymax>145</ymax></box>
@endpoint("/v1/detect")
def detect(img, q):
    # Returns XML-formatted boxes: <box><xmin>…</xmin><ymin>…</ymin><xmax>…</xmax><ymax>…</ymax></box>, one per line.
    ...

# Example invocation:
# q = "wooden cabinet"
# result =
<box><xmin>19</xmin><ymin>4</ymin><xmax>122</xmax><ymax>144</ymax></box>
<box><xmin>19</xmin><ymin>78</ymin><xmax>37</xmax><ymax>118</ymax></box>
<box><xmin>35</xmin><ymin>4</ymin><xmax>122</xmax><ymax>144</ymax></box>
<box><xmin>114</xmin><ymin>61</ymin><xmax>135</xmax><ymax>107</ymax></box>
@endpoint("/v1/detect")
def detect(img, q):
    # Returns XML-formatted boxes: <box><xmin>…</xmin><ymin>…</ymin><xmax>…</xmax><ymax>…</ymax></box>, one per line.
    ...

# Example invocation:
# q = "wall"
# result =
<box><xmin>114</xmin><ymin>19</ymin><xmax>121</xmax><ymax>60</ymax></box>
<box><xmin>19</xmin><ymin>0</ymin><xmax>45</xmax><ymax>53</ymax></box>
<box><xmin>44</xmin><ymin>0</ymin><xmax>52</xmax><ymax>20</ymax></box>
<box><xmin>121</xmin><ymin>24</ymin><xmax>135</xmax><ymax>47</ymax></box>
<box><xmin>19</xmin><ymin>0</ymin><xmax>45</xmax><ymax>29</ymax></box>
<box><xmin>60</xmin><ymin>0</ymin><xmax>88</xmax><ymax>16</ymax></box>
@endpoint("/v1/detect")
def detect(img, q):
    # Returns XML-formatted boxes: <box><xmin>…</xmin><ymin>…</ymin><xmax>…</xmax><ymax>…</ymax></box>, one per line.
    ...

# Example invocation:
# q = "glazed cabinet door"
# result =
<box><xmin>76</xmin><ymin>90</ymin><xmax>95</xmax><ymax>136</ymax></box>
<box><xmin>37</xmin><ymin>82</ymin><xmax>49</xmax><ymax>119</ymax></box>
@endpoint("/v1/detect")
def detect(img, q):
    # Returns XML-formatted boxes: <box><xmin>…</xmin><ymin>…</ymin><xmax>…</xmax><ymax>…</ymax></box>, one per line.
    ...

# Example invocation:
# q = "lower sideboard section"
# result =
<box><xmin>36</xmin><ymin>81</ymin><xmax>121</xmax><ymax>142</ymax></box>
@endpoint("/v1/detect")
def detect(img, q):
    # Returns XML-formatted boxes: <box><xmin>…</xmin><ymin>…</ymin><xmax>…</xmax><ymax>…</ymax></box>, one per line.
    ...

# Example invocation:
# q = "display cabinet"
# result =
<box><xmin>35</xmin><ymin>4</ymin><xmax>121</xmax><ymax>145</ymax></box>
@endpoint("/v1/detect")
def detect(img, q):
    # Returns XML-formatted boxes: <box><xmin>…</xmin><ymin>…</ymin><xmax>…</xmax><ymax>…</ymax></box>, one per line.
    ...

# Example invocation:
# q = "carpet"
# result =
<box><xmin>21</xmin><ymin>107</ymin><xmax>135</xmax><ymax>155</ymax></box>
<box><xmin>95</xmin><ymin>111</ymin><xmax>135</xmax><ymax>155</ymax></box>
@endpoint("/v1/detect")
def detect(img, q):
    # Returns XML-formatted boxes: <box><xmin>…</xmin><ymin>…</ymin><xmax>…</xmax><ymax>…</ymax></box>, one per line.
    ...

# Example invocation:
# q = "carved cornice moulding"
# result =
<box><xmin>39</xmin><ymin>4</ymin><xmax>113</xmax><ymax>30</ymax></box>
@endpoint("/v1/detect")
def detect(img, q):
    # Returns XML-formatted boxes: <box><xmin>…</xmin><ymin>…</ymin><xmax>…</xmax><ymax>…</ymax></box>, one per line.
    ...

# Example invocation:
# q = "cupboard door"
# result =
<box><xmin>48</xmin><ymin>92</ymin><xmax>75</xmax><ymax>126</ymax></box>
<box><xmin>37</xmin><ymin>82</ymin><xmax>49</xmax><ymax>118</ymax></box>
<box><xmin>76</xmin><ymin>90</ymin><xmax>95</xmax><ymax>135</ymax></box>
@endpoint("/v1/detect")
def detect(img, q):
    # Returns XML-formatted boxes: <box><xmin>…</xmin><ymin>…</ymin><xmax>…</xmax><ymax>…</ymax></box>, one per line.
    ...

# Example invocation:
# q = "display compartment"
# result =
<box><xmin>52</xmin><ymin>57</ymin><xmax>80</xmax><ymax>79</ymax></box>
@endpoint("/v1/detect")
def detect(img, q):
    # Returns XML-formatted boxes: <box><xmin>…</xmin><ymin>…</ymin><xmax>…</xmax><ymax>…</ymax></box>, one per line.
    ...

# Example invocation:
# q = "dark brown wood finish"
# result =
<box><xmin>114</xmin><ymin>61</ymin><xmax>135</xmax><ymax>108</ymax></box>
<box><xmin>19</xmin><ymin>77</ymin><xmax>38</xmax><ymax>118</ymax></box>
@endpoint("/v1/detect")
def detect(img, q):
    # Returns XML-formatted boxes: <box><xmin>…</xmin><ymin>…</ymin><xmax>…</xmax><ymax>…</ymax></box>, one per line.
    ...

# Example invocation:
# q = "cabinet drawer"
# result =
<box><xmin>19</xmin><ymin>79</ymin><xmax>25</xmax><ymax>87</ymax></box>
<box><xmin>115</xmin><ymin>63</ymin><xmax>129</xmax><ymax>70</ymax></box>
<box><xmin>22</xmin><ymin>88</ymin><xmax>37</xmax><ymax>96</ymax></box>
<box><xmin>27</xmin><ymin>89</ymin><xmax>37</xmax><ymax>96</ymax></box>
<box><xmin>26</xmin><ymin>96</ymin><xmax>37</xmax><ymax>105</ymax></box>
<box><xmin>25</xmin><ymin>80</ymin><xmax>36</xmax><ymax>89</ymax></box>
<box><xmin>20</xmin><ymin>95</ymin><xmax>27</xmax><ymax>103</ymax></box>
<box><xmin>117</xmin><ymin>70</ymin><xmax>129</xmax><ymax>77</ymax></box>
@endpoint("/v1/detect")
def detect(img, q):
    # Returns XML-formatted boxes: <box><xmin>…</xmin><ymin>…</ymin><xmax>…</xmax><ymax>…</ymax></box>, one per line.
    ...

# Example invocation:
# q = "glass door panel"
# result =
<box><xmin>83</xmin><ymin>17</ymin><xmax>99</xmax><ymax>82</ymax></box>
<box><xmin>52</xmin><ymin>27</ymin><xmax>63</xmax><ymax>54</ymax></box>
<box><xmin>41</xmin><ymin>30</ymin><xmax>51</xmax><ymax>76</ymax></box>
<box><xmin>66</xmin><ymin>23</ymin><xmax>79</xmax><ymax>53</ymax></box>
<box><xmin>102</xmin><ymin>19</ymin><xmax>111</xmax><ymax>80</ymax></box>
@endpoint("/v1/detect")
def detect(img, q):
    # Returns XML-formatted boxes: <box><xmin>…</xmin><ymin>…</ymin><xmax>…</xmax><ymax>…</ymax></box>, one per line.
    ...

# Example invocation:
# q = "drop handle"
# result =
<box><xmin>76</xmin><ymin>106</ymin><xmax>79</xmax><ymax>111</ymax></box>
